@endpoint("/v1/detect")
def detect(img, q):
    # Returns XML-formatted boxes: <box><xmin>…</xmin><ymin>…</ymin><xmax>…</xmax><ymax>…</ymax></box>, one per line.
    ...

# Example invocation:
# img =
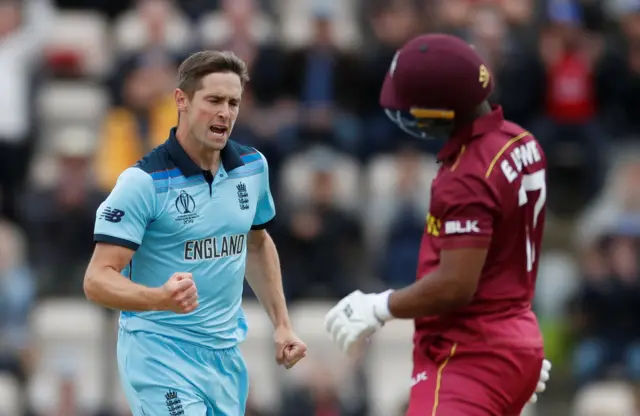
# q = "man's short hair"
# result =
<box><xmin>177</xmin><ymin>50</ymin><xmax>250</xmax><ymax>98</ymax></box>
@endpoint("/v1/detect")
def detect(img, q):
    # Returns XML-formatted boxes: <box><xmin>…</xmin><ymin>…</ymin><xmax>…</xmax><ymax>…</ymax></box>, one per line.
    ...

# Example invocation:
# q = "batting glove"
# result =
<box><xmin>528</xmin><ymin>359</ymin><xmax>552</xmax><ymax>404</ymax></box>
<box><xmin>324</xmin><ymin>290</ymin><xmax>394</xmax><ymax>357</ymax></box>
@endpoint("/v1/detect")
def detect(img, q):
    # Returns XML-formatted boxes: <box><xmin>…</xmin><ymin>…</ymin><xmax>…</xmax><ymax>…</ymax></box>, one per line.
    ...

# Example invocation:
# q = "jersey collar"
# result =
<box><xmin>166</xmin><ymin>127</ymin><xmax>245</xmax><ymax>176</ymax></box>
<box><xmin>437</xmin><ymin>105</ymin><xmax>505</xmax><ymax>162</ymax></box>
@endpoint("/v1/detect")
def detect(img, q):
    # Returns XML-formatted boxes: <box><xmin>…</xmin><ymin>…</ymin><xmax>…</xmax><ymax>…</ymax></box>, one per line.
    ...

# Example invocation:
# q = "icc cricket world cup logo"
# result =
<box><xmin>175</xmin><ymin>190</ymin><xmax>196</xmax><ymax>214</ymax></box>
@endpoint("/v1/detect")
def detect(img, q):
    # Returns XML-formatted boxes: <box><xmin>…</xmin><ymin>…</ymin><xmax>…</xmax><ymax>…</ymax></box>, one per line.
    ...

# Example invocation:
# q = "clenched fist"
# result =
<box><xmin>155</xmin><ymin>272</ymin><xmax>199</xmax><ymax>314</ymax></box>
<box><xmin>273</xmin><ymin>326</ymin><xmax>307</xmax><ymax>369</ymax></box>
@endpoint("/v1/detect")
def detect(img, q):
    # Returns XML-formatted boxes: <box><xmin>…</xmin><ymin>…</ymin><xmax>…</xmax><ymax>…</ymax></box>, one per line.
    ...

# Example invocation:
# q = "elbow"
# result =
<box><xmin>83</xmin><ymin>268</ymin><xmax>101</xmax><ymax>303</ymax></box>
<box><xmin>247</xmin><ymin>230</ymin><xmax>269</xmax><ymax>252</ymax></box>
<box><xmin>246</xmin><ymin>240</ymin><xmax>262</xmax><ymax>253</ymax></box>
<box><xmin>441</xmin><ymin>284</ymin><xmax>476</xmax><ymax>311</ymax></box>
<box><xmin>449</xmin><ymin>288</ymin><xmax>475</xmax><ymax>308</ymax></box>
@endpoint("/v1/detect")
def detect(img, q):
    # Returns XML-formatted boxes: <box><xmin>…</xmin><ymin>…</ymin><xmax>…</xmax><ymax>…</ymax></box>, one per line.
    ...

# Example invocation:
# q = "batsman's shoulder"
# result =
<box><xmin>470</xmin><ymin>121</ymin><xmax>543</xmax><ymax>181</ymax></box>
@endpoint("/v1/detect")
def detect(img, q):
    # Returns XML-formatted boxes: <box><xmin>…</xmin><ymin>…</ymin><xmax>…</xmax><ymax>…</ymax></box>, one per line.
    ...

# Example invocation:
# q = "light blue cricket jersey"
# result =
<box><xmin>93</xmin><ymin>128</ymin><xmax>275</xmax><ymax>349</ymax></box>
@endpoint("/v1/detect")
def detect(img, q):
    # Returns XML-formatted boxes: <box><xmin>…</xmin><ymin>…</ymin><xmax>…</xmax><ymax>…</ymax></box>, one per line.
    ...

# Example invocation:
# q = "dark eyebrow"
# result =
<box><xmin>204</xmin><ymin>94</ymin><xmax>241</xmax><ymax>102</ymax></box>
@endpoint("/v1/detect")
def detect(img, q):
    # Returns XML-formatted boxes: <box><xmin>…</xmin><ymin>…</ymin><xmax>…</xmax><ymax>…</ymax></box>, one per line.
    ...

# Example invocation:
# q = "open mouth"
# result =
<box><xmin>209</xmin><ymin>125</ymin><xmax>228</xmax><ymax>137</ymax></box>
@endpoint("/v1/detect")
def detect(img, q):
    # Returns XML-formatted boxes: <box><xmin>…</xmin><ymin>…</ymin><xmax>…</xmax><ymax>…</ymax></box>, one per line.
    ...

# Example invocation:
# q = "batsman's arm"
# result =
<box><xmin>387</xmin><ymin>247</ymin><xmax>488</xmax><ymax>318</ymax></box>
<box><xmin>384</xmin><ymin>174</ymin><xmax>496</xmax><ymax>319</ymax></box>
<box><xmin>245</xmin><ymin>229</ymin><xmax>291</xmax><ymax>329</ymax></box>
<box><xmin>84</xmin><ymin>243</ymin><xmax>162</xmax><ymax>311</ymax></box>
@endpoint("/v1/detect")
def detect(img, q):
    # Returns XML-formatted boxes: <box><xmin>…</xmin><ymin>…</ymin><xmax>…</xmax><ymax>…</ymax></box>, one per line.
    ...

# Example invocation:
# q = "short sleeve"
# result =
<box><xmin>438</xmin><ymin>174</ymin><xmax>499</xmax><ymax>250</ymax></box>
<box><xmin>251</xmin><ymin>152</ymin><xmax>276</xmax><ymax>230</ymax></box>
<box><xmin>94</xmin><ymin>167</ymin><xmax>156</xmax><ymax>250</ymax></box>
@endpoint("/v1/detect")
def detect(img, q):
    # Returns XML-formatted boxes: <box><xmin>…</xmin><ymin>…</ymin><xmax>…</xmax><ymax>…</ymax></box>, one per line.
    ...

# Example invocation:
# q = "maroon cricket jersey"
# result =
<box><xmin>414</xmin><ymin>106</ymin><xmax>546</xmax><ymax>351</ymax></box>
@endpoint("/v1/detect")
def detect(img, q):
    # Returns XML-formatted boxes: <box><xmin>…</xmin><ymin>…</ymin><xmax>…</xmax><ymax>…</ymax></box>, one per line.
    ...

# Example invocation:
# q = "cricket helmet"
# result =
<box><xmin>380</xmin><ymin>33</ymin><xmax>494</xmax><ymax>140</ymax></box>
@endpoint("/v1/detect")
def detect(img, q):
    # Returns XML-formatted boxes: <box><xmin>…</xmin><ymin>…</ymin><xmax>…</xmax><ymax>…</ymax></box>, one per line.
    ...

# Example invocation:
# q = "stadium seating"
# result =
<box><xmin>198</xmin><ymin>10</ymin><xmax>276</xmax><ymax>47</ymax></box>
<box><xmin>367</xmin><ymin>319</ymin><xmax>414</xmax><ymax>416</ymax></box>
<box><xmin>276</xmin><ymin>0</ymin><xmax>361</xmax><ymax>49</ymax></box>
<box><xmin>279</xmin><ymin>146</ymin><xmax>362</xmax><ymax>214</ymax></box>
<box><xmin>36</xmin><ymin>81</ymin><xmax>109</xmax><ymax>129</ymax></box>
<box><xmin>572</xmin><ymin>381</ymin><xmax>637</xmax><ymax>415</ymax></box>
<box><xmin>363</xmin><ymin>152</ymin><xmax>437</xmax><ymax>253</ymax></box>
<box><xmin>112</xmin><ymin>5</ymin><xmax>193</xmax><ymax>54</ymax></box>
<box><xmin>0</xmin><ymin>374</ymin><xmax>22</xmax><ymax>416</ymax></box>
<box><xmin>239</xmin><ymin>300</ymin><xmax>281</xmax><ymax>410</ymax></box>
<box><xmin>536</xmin><ymin>250</ymin><xmax>580</xmax><ymax>318</ymax></box>
<box><xmin>45</xmin><ymin>11</ymin><xmax>112</xmax><ymax>78</ymax></box>
<box><xmin>287</xmin><ymin>301</ymin><xmax>360</xmax><ymax>383</ymax></box>
<box><xmin>28</xmin><ymin>299</ymin><xmax>109</xmax><ymax>414</ymax></box>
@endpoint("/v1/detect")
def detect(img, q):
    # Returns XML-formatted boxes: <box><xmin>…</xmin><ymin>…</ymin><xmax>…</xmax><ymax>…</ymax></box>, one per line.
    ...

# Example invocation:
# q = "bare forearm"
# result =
<box><xmin>84</xmin><ymin>267</ymin><xmax>160</xmax><ymax>312</ymax></box>
<box><xmin>245</xmin><ymin>235</ymin><xmax>290</xmax><ymax>329</ymax></box>
<box><xmin>388</xmin><ymin>270</ymin><xmax>473</xmax><ymax>319</ymax></box>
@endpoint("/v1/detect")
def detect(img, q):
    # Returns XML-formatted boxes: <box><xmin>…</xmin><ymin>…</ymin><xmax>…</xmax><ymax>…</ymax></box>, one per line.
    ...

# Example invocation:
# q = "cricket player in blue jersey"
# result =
<box><xmin>83</xmin><ymin>50</ymin><xmax>307</xmax><ymax>416</ymax></box>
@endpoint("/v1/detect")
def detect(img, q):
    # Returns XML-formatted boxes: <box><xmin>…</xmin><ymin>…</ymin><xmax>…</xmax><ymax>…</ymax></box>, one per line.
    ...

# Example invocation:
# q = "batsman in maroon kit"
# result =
<box><xmin>325</xmin><ymin>34</ymin><xmax>552</xmax><ymax>415</ymax></box>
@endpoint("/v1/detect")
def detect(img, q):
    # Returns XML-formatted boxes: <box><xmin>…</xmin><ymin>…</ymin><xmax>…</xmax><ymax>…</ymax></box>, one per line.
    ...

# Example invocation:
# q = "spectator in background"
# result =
<box><xmin>570</xmin><ymin>226</ymin><xmax>640</xmax><ymax>387</ymax></box>
<box><xmin>430</xmin><ymin>0</ymin><xmax>469</xmax><ymax>38</ymax></box>
<box><xmin>113</xmin><ymin>0</ymin><xmax>193</xmax><ymax>57</ymax></box>
<box><xmin>498</xmin><ymin>0</ymin><xmax>537</xmax><ymax>43</ymax></box>
<box><xmin>466</xmin><ymin>2</ymin><xmax>545</xmax><ymax>129</ymax></box>
<box><xmin>359</xmin><ymin>1</ymin><xmax>420</xmax><ymax>158</ymax></box>
<box><xmin>96</xmin><ymin>54</ymin><xmax>177</xmax><ymax>192</ymax></box>
<box><xmin>280</xmin><ymin>358</ymin><xmax>367</xmax><ymax>416</ymax></box>
<box><xmin>178</xmin><ymin>0</ymin><xmax>220</xmax><ymax>21</ymax></box>
<box><xmin>539</xmin><ymin>1</ymin><xmax>600</xmax><ymax>130</ymax></box>
<box><xmin>596</xmin><ymin>0</ymin><xmax>640</xmax><ymax>139</ymax></box>
<box><xmin>109</xmin><ymin>0</ymin><xmax>189</xmax><ymax>105</ymax></box>
<box><xmin>365</xmin><ymin>144</ymin><xmax>435</xmax><ymax>288</ymax></box>
<box><xmin>201</xmin><ymin>0</ymin><xmax>287</xmax><ymax>109</ymax></box>
<box><xmin>274</xmin><ymin>149</ymin><xmax>363</xmax><ymax>301</ymax></box>
<box><xmin>0</xmin><ymin>0</ymin><xmax>53</xmax><ymax>224</ymax></box>
<box><xmin>533</xmin><ymin>0</ymin><xmax>607</xmax><ymax>213</ymax></box>
<box><xmin>23</xmin><ymin>127</ymin><xmax>105</xmax><ymax>297</ymax></box>
<box><xmin>575</xmin><ymin>158</ymin><xmax>640</xmax><ymax>279</ymax></box>
<box><xmin>282</xmin><ymin>6</ymin><xmax>363</xmax><ymax>154</ymax></box>
<box><xmin>0</xmin><ymin>219</ymin><xmax>36</xmax><ymax>404</ymax></box>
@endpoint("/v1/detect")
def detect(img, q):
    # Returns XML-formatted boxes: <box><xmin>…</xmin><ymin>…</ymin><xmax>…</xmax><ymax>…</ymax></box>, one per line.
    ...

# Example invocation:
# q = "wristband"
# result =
<box><xmin>373</xmin><ymin>289</ymin><xmax>394</xmax><ymax>323</ymax></box>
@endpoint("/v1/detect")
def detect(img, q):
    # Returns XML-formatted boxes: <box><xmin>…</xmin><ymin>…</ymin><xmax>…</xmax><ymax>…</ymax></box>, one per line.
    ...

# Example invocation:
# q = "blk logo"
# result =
<box><xmin>444</xmin><ymin>220</ymin><xmax>480</xmax><ymax>235</ymax></box>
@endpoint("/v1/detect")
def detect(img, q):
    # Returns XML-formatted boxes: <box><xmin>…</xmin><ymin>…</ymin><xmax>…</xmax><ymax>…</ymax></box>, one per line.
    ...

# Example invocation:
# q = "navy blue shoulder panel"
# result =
<box><xmin>135</xmin><ymin>142</ymin><xmax>177</xmax><ymax>175</ymax></box>
<box><xmin>228</xmin><ymin>140</ymin><xmax>257</xmax><ymax>157</ymax></box>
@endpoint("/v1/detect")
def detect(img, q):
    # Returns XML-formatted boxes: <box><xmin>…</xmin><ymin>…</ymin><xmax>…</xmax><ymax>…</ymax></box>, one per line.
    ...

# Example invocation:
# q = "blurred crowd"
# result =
<box><xmin>1</xmin><ymin>0</ymin><xmax>640</xmax><ymax>414</ymax></box>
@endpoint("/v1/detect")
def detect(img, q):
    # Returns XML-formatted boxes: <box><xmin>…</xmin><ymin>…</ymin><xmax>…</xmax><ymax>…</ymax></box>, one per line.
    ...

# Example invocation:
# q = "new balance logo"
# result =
<box><xmin>165</xmin><ymin>390</ymin><xmax>184</xmax><ymax>416</ymax></box>
<box><xmin>99</xmin><ymin>207</ymin><xmax>125</xmax><ymax>223</ymax></box>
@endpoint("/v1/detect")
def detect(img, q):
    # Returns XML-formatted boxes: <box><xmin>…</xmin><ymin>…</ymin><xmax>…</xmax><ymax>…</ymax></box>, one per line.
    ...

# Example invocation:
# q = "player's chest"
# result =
<box><xmin>155</xmin><ymin>177</ymin><xmax>260</xmax><ymax>235</ymax></box>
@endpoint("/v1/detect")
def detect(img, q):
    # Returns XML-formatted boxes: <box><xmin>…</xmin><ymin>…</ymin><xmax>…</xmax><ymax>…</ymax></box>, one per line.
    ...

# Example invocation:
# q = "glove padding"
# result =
<box><xmin>324</xmin><ymin>290</ymin><xmax>393</xmax><ymax>356</ymax></box>
<box><xmin>528</xmin><ymin>359</ymin><xmax>551</xmax><ymax>404</ymax></box>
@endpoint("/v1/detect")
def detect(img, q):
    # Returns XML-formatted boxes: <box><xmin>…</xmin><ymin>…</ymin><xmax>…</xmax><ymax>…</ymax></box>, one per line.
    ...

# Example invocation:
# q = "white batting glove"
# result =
<box><xmin>324</xmin><ymin>290</ymin><xmax>394</xmax><ymax>357</ymax></box>
<box><xmin>528</xmin><ymin>359</ymin><xmax>552</xmax><ymax>404</ymax></box>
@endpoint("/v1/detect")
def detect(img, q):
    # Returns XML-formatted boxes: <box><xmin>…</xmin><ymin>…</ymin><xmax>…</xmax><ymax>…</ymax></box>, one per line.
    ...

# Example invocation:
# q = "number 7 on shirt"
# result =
<box><xmin>518</xmin><ymin>169</ymin><xmax>546</xmax><ymax>272</ymax></box>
